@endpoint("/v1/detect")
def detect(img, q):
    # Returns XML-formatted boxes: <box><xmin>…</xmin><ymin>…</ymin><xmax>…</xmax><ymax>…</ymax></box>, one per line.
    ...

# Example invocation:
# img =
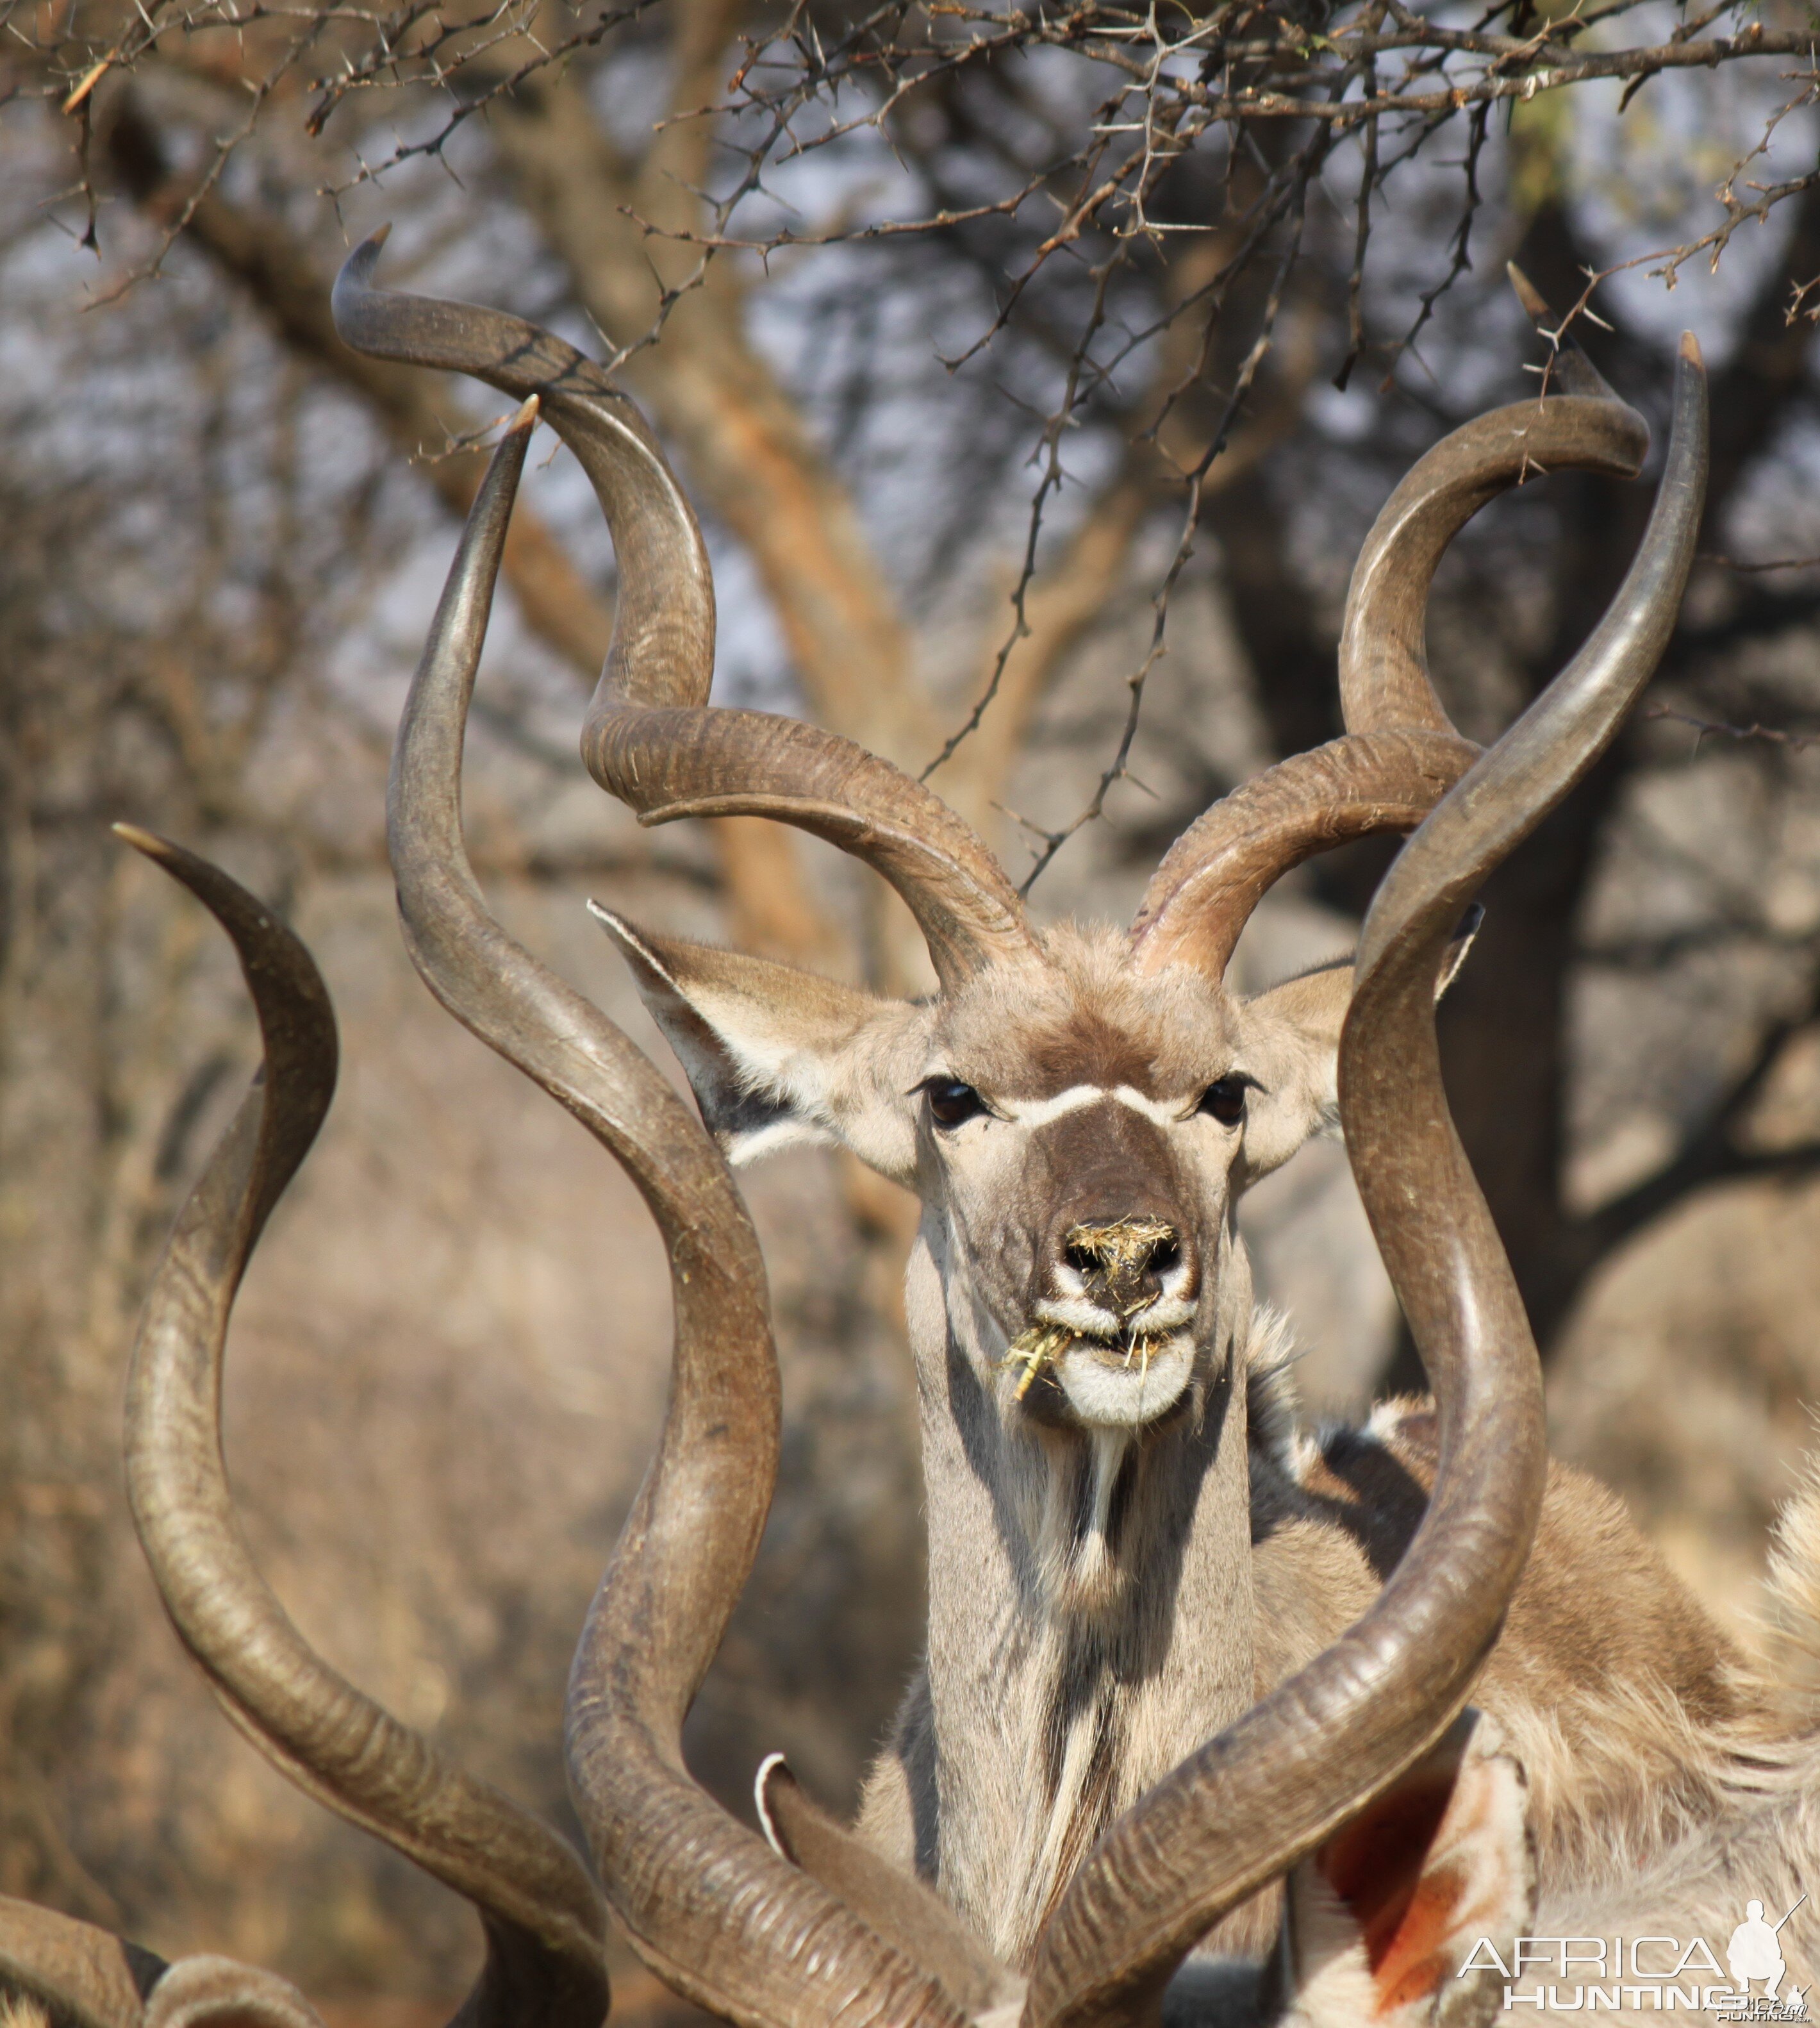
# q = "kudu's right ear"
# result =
<box><xmin>1236</xmin><ymin>907</ymin><xmax>1483</xmax><ymax>1184</ymax></box>
<box><xmin>591</xmin><ymin>908</ymin><xmax>925</xmax><ymax>1181</ymax></box>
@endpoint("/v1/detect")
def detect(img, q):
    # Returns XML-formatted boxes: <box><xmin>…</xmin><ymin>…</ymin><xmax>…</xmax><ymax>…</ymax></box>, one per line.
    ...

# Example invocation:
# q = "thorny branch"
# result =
<box><xmin>677</xmin><ymin>0</ymin><xmax>1820</xmax><ymax>880</ymax></box>
<box><xmin>14</xmin><ymin>0</ymin><xmax>1820</xmax><ymax>877</ymax></box>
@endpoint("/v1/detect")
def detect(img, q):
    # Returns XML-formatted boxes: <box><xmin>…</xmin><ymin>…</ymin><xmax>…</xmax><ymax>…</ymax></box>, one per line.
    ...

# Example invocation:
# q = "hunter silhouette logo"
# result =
<box><xmin>1460</xmin><ymin>1894</ymin><xmax>1810</xmax><ymax>2015</ymax></box>
<box><xmin>1724</xmin><ymin>1899</ymin><xmax>1807</xmax><ymax>2018</ymax></box>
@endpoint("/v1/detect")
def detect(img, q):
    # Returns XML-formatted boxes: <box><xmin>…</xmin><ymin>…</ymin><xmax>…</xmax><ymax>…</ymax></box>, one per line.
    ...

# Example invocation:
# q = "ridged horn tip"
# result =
<box><xmin>509</xmin><ymin>394</ymin><xmax>542</xmax><ymax>431</ymax></box>
<box><xmin>1680</xmin><ymin>330</ymin><xmax>1704</xmax><ymax>369</ymax></box>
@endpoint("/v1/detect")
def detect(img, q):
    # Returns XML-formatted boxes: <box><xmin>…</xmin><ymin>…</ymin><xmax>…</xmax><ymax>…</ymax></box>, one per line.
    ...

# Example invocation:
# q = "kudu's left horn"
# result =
<box><xmin>1129</xmin><ymin>267</ymin><xmax>1651</xmax><ymax>981</ymax></box>
<box><xmin>116</xmin><ymin>825</ymin><xmax>611</xmax><ymax>2028</ymax></box>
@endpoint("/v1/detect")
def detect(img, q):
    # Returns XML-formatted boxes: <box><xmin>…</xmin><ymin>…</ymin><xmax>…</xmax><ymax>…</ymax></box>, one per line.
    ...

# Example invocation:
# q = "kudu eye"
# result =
<box><xmin>1198</xmin><ymin>1075</ymin><xmax>1249</xmax><ymax>1127</ymax></box>
<box><xmin>923</xmin><ymin>1078</ymin><xmax>986</xmax><ymax>1130</ymax></box>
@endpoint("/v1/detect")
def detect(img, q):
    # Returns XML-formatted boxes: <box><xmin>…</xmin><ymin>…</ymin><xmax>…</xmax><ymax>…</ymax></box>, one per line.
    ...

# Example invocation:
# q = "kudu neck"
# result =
<box><xmin>904</xmin><ymin>1218</ymin><xmax>1259</xmax><ymax>1962</ymax></box>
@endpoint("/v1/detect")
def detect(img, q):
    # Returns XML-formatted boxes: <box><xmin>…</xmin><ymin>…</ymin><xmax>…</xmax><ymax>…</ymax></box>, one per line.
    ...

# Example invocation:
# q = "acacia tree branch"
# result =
<box><xmin>480</xmin><ymin>12</ymin><xmax>939</xmax><ymax>778</ymax></box>
<box><xmin>103</xmin><ymin>85</ymin><xmax>834</xmax><ymax>964</ymax></box>
<box><xmin>945</xmin><ymin>469</ymin><xmax>1155</xmax><ymax>806</ymax></box>
<box><xmin>1705</xmin><ymin>174</ymin><xmax>1820</xmax><ymax>513</ymax></box>
<box><xmin>106</xmin><ymin>92</ymin><xmax>617</xmax><ymax>676</ymax></box>
<box><xmin>1644</xmin><ymin>705</ymin><xmax>1820</xmax><ymax>754</ymax></box>
<box><xmin>946</xmin><ymin>299</ymin><xmax>1318</xmax><ymax>816</ymax></box>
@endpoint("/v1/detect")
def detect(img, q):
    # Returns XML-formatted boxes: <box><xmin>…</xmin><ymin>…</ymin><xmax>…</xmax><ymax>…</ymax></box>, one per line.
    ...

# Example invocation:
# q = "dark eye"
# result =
<box><xmin>1199</xmin><ymin>1076</ymin><xmax>1248</xmax><ymax>1127</ymax></box>
<box><xmin>923</xmin><ymin>1079</ymin><xmax>986</xmax><ymax>1129</ymax></box>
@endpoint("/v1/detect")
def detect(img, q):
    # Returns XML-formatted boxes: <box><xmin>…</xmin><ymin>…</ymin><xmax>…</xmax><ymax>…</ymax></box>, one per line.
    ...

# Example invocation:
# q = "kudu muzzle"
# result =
<box><xmin>1029</xmin><ymin>1102</ymin><xmax>1200</xmax><ymax>1343</ymax></box>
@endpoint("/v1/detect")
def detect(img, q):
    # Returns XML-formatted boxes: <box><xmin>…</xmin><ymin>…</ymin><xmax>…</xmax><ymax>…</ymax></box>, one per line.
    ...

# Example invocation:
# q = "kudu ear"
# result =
<box><xmin>1280</xmin><ymin>1708</ymin><xmax>1533</xmax><ymax>2028</ymax></box>
<box><xmin>1236</xmin><ymin>910</ymin><xmax>1480</xmax><ymax>1186</ymax></box>
<box><xmin>590</xmin><ymin>907</ymin><xmax>923</xmax><ymax>1181</ymax></box>
<box><xmin>754</xmin><ymin>1756</ymin><xmax>1020</xmax><ymax>2016</ymax></box>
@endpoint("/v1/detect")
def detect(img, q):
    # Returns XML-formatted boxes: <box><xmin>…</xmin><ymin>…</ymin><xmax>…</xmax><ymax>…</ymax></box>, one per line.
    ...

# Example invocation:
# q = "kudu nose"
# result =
<box><xmin>1059</xmin><ymin>1216</ymin><xmax>1183</xmax><ymax>1315</ymax></box>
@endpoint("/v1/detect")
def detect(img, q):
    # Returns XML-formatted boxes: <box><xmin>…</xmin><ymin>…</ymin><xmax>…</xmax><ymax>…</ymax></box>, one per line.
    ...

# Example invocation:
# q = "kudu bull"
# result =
<box><xmin>2</xmin><ymin>242</ymin><xmax>1813</xmax><ymax>2028</ymax></box>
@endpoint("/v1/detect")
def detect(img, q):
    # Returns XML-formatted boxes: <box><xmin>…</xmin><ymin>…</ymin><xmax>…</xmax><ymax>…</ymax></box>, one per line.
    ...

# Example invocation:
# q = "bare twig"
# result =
<box><xmin>1644</xmin><ymin>706</ymin><xmax>1820</xmax><ymax>754</ymax></box>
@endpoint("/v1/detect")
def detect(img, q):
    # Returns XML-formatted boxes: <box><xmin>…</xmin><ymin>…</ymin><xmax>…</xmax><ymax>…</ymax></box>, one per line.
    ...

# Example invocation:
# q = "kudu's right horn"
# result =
<box><xmin>331</xmin><ymin>230</ymin><xmax>1037</xmax><ymax>995</ymax></box>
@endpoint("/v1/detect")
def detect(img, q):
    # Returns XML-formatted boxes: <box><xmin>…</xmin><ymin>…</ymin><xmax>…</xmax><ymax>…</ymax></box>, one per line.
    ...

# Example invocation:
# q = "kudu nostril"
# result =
<box><xmin>1061</xmin><ymin>1217</ymin><xmax>1180</xmax><ymax>1297</ymax></box>
<box><xmin>1064</xmin><ymin>1238</ymin><xmax>1101</xmax><ymax>1278</ymax></box>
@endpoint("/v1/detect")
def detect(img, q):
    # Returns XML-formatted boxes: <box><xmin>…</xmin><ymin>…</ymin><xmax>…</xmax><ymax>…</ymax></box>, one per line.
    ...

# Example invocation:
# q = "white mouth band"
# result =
<box><xmin>1055</xmin><ymin>1333</ymin><xmax>1195</xmax><ymax>1426</ymax></box>
<box><xmin>1035</xmin><ymin>1295</ymin><xmax>1196</xmax><ymax>1340</ymax></box>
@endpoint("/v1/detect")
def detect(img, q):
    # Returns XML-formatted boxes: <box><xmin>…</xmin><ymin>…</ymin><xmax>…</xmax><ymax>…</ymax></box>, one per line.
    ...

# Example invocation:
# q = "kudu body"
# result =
<box><xmin>4</xmin><ymin>240</ymin><xmax>1814</xmax><ymax>2028</ymax></box>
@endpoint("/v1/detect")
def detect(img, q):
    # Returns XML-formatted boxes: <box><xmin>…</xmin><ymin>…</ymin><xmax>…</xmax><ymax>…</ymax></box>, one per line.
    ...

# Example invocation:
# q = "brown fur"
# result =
<box><xmin>1266</xmin><ymin>1392</ymin><xmax>1775</xmax><ymax>1888</ymax></box>
<box><xmin>939</xmin><ymin>926</ymin><xmax>1242</xmax><ymax>1104</ymax></box>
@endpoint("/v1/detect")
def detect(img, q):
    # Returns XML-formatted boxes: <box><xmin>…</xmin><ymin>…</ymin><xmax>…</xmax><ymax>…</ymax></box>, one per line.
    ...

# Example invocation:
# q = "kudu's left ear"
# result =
<box><xmin>1235</xmin><ymin>910</ymin><xmax>1480</xmax><ymax>1186</ymax></box>
<box><xmin>590</xmin><ymin>907</ymin><xmax>923</xmax><ymax>1180</ymax></box>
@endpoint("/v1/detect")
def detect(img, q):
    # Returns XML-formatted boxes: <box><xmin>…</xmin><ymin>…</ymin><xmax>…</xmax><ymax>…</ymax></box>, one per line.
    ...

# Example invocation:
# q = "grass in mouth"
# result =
<box><xmin>1002</xmin><ymin>1218</ymin><xmax>1179</xmax><ymax>1399</ymax></box>
<box><xmin>1002</xmin><ymin>1324</ymin><xmax>1077</xmax><ymax>1400</ymax></box>
<box><xmin>1000</xmin><ymin>1322</ymin><xmax>1164</xmax><ymax>1400</ymax></box>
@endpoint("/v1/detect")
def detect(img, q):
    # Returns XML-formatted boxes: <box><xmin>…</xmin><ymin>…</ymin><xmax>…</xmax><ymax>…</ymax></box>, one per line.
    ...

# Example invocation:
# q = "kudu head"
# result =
<box><xmin>318</xmin><ymin>233</ymin><xmax>1703</xmax><ymax>2028</ymax></box>
<box><xmin>333</xmin><ymin>238</ymin><xmax>1681</xmax><ymax>1461</ymax></box>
